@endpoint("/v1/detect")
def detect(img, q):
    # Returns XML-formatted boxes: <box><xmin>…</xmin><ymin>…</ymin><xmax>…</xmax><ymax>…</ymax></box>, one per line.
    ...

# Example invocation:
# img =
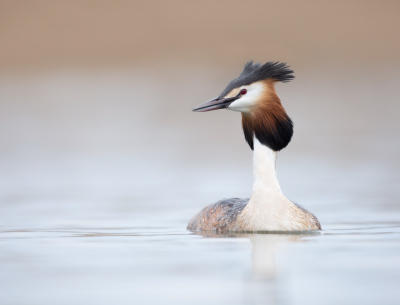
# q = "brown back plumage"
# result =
<box><xmin>187</xmin><ymin>198</ymin><xmax>249</xmax><ymax>231</ymax></box>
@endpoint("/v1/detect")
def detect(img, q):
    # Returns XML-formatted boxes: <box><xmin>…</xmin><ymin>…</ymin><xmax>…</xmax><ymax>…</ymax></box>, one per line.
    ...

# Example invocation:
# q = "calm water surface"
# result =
<box><xmin>0</xmin><ymin>67</ymin><xmax>399</xmax><ymax>304</ymax></box>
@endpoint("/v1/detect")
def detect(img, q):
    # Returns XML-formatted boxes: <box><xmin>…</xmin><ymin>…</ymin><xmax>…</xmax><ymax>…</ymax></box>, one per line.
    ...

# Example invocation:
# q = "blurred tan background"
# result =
<box><xmin>1</xmin><ymin>0</ymin><xmax>399</xmax><ymax>70</ymax></box>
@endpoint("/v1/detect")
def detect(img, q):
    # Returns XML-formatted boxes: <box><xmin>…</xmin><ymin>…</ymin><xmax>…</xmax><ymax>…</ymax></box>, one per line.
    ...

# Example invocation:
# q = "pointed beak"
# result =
<box><xmin>192</xmin><ymin>96</ymin><xmax>238</xmax><ymax>112</ymax></box>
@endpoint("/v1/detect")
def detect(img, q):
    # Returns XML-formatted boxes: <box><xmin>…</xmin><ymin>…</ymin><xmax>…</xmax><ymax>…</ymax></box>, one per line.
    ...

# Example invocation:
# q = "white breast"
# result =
<box><xmin>234</xmin><ymin>138</ymin><xmax>319</xmax><ymax>231</ymax></box>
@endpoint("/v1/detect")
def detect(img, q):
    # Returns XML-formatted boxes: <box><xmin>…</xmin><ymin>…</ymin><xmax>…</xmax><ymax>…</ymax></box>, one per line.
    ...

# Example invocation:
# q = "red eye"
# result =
<box><xmin>240</xmin><ymin>88</ymin><xmax>247</xmax><ymax>95</ymax></box>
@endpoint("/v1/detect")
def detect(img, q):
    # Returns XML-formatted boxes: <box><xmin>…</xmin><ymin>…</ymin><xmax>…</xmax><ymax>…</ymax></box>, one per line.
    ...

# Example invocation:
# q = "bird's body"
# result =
<box><xmin>188</xmin><ymin>61</ymin><xmax>321</xmax><ymax>232</ymax></box>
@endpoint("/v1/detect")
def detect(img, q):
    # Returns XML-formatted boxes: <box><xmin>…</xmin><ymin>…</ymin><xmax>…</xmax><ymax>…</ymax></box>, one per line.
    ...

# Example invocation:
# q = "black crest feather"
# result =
<box><xmin>220</xmin><ymin>61</ymin><xmax>294</xmax><ymax>97</ymax></box>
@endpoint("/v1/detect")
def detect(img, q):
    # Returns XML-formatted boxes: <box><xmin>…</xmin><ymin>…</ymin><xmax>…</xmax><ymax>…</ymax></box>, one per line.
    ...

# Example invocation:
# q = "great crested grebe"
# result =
<box><xmin>187</xmin><ymin>61</ymin><xmax>321</xmax><ymax>232</ymax></box>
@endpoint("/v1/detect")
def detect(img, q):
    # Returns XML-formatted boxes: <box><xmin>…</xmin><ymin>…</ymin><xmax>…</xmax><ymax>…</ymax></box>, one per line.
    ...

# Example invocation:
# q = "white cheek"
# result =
<box><xmin>228</xmin><ymin>96</ymin><xmax>256</xmax><ymax>112</ymax></box>
<box><xmin>227</xmin><ymin>82</ymin><xmax>264</xmax><ymax>113</ymax></box>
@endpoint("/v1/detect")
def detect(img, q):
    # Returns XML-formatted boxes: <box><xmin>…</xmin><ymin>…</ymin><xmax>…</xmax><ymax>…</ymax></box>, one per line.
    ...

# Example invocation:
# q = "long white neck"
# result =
<box><xmin>235</xmin><ymin>137</ymin><xmax>319</xmax><ymax>231</ymax></box>
<box><xmin>252</xmin><ymin>137</ymin><xmax>283</xmax><ymax>195</ymax></box>
<box><xmin>236</xmin><ymin>137</ymin><xmax>302</xmax><ymax>231</ymax></box>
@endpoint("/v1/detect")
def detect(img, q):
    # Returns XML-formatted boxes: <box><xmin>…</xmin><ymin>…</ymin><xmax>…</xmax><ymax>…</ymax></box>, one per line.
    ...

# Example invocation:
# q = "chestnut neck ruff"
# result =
<box><xmin>241</xmin><ymin>81</ymin><xmax>293</xmax><ymax>151</ymax></box>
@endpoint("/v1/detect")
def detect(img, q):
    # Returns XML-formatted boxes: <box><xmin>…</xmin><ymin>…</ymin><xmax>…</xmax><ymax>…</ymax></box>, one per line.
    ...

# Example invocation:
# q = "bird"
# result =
<box><xmin>187</xmin><ymin>61</ymin><xmax>321</xmax><ymax>232</ymax></box>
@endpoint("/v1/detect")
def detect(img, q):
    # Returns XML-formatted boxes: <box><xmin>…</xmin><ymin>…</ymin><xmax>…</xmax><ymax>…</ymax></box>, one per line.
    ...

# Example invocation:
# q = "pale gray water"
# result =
<box><xmin>1</xmin><ymin>65</ymin><xmax>399</xmax><ymax>304</ymax></box>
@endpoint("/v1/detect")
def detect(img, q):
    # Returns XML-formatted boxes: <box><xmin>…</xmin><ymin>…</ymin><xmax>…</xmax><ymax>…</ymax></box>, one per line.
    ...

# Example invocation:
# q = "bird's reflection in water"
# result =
<box><xmin>193</xmin><ymin>231</ymin><xmax>318</xmax><ymax>304</ymax></box>
<box><xmin>250</xmin><ymin>233</ymin><xmax>306</xmax><ymax>280</ymax></box>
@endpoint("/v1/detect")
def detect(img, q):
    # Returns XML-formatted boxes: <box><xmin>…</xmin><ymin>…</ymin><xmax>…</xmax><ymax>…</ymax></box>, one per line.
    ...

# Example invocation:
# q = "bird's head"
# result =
<box><xmin>193</xmin><ymin>61</ymin><xmax>294</xmax><ymax>151</ymax></box>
